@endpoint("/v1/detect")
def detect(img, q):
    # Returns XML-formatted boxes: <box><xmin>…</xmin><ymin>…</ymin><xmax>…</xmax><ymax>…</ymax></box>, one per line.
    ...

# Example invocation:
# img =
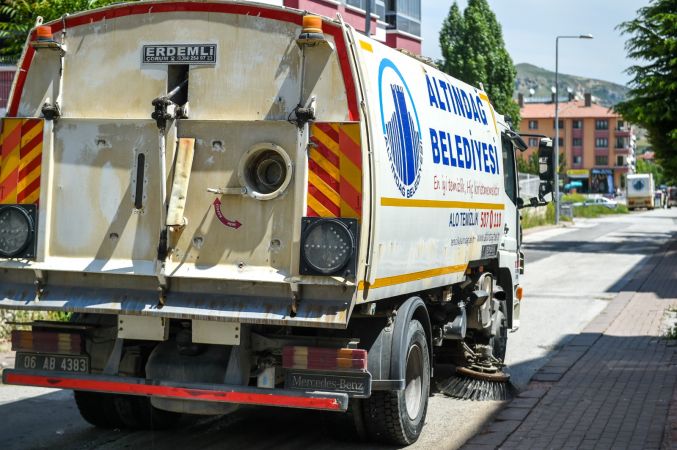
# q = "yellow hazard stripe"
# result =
<box><xmin>308</xmin><ymin>171</ymin><xmax>341</xmax><ymax>207</ymax></box>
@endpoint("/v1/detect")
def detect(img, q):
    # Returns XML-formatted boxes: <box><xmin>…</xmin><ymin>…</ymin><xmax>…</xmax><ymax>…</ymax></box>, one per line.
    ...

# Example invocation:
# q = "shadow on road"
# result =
<box><xmin>523</xmin><ymin>233</ymin><xmax>671</xmax><ymax>256</ymax></box>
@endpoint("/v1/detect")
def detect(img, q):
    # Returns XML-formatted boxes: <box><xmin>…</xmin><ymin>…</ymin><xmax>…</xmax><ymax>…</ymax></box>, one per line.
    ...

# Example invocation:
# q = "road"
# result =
<box><xmin>0</xmin><ymin>208</ymin><xmax>675</xmax><ymax>450</ymax></box>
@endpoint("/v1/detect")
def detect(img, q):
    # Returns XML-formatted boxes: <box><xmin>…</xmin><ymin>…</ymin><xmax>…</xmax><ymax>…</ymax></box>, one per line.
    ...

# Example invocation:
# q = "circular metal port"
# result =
<box><xmin>238</xmin><ymin>143</ymin><xmax>293</xmax><ymax>200</ymax></box>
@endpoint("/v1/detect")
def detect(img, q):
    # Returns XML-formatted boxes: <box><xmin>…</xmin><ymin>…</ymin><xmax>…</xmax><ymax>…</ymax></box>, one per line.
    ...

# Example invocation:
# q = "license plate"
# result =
<box><xmin>16</xmin><ymin>352</ymin><xmax>89</xmax><ymax>373</ymax></box>
<box><xmin>285</xmin><ymin>370</ymin><xmax>371</xmax><ymax>398</ymax></box>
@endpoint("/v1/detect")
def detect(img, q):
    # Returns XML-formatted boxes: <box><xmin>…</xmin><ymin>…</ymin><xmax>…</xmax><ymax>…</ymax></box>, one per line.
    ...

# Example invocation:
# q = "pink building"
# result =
<box><xmin>270</xmin><ymin>0</ymin><xmax>422</xmax><ymax>54</ymax></box>
<box><xmin>0</xmin><ymin>65</ymin><xmax>16</xmax><ymax>116</ymax></box>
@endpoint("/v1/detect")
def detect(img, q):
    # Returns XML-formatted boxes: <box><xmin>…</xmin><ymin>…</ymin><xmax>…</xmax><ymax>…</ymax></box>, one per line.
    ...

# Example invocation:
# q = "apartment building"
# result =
<box><xmin>261</xmin><ymin>0</ymin><xmax>422</xmax><ymax>53</ymax></box>
<box><xmin>519</xmin><ymin>93</ymin><xmax>636</xmax><ymax>194</ymax></box>
<box><xmin>0</xmin><ymin>64</ymin><xmax>16</xmax><ymax>116</ymax></box>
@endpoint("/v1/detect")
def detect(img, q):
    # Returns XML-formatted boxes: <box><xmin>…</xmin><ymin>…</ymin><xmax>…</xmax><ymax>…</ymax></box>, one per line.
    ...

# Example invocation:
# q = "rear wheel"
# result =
<box><xmin>114</xmin><ymin>395</ymin><xmax>182</xmax><ymax>430</ymax></box>
<box><xmin>74</xmin><ymin>391</ymin><xmax>125</xmax><ymax>429</ymax></box>
<box><xmin>362</xmin><ymin>319</ymin><xmax>430</xmax><ymax>445</ymax></box>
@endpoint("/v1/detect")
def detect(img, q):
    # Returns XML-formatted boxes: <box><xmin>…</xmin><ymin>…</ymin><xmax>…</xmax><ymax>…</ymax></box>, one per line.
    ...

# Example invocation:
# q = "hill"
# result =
<box><xmin>514</xmin><ymin>63</ymin><xmax>629</xmax><ymax>107</ymax></box>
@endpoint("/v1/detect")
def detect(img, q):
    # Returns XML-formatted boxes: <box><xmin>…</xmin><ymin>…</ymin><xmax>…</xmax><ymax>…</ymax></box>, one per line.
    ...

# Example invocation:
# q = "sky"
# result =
<box><xmin>421</xmin><ymin>1</ymin><xmax>649</xmax><ymax>86</ymax></box>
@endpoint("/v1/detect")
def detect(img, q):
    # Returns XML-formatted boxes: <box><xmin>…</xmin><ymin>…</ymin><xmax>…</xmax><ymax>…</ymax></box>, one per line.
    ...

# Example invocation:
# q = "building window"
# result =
<box><xmin>528</xmin><ymin>138</ymin><xmax>538</xmax><ymax>147</ymax></box>
<box><xmin>616</xmin><ymin>120</ymin><xmax>625</xmax><ymax>130</ymax></box>
<box><xmin>385</xmin><ymin>0</ymin><xmax>421</xmax><ymax>36</ymax></box>
<box><xmin>595</xmin><ymin>156</ymin><xmax>608</xmax><ymax>166</ymax></box>
<box><xmin>595</xmin><ymin>119</ymin><xmax>609</xmax><ymax>130</ymax></box>
<box><xmin>573</xmin><ymin>155</ymin><xmax>582</xmax><ymax>165</ymax></box>
<box><xmin>558</xmin><ymin>137</ymin><xmax>564</xmax><ymax>147</ymax></box>
<box><xmin>528</xmin><ymin>120</ymin><xmax>538</xmax><ymax>129</ymax></box>
<box><xmin>553</xmin><ymin>120</ymin><xmax>564</xmax><ymax>129</ymax></box>
<box><xmin>595</xmin><ymin>138</ymin><xmax>608</xmax><ymax>148</ymax></box>
<box><xmin>572</xmin><ymin>137</ymin><xmax>582</xmax><ymax>147</ymax></box>
<box><xmin>616</xmin><ymin>137</ymin><xmax>625</xmax><ymax>149</ymax></box>
<box><xmin>348</xmin><ymin>0</ymin><xmax>386</xmax><ymax>17</ymax></box>
<box><xmin>616</xmin><ymin>156</ymin><xmax>624</xmax><ymax>167</ymax></box>
<box><xmin>572</xmin><ymin>120</ymin><xmax>582</xmax><ymax>129</ymax></box>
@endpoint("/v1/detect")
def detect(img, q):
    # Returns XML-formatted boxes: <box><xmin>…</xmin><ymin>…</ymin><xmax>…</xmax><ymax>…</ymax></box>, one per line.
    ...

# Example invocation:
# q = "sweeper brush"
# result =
<box><xmin>438</xmin><ymin>367</ymin><xmax>514</xmax><ymax>401</ymax></box>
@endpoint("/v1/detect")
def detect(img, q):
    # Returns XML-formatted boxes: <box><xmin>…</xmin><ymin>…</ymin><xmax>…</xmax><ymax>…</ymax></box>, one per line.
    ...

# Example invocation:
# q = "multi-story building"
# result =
<box><xmin>518</xmin><ymin>93</ymin><xmax>636</xmax><ymax>194</ymax></box>
<box><xmin>260</xmin><ymin>0</ymin><xmax>422</xmax><ymax>53</ymax></box>
<box><xmin>0</xmin><ymin>63</ymin><xmax>16</xmax><ymax>116</ymax></box>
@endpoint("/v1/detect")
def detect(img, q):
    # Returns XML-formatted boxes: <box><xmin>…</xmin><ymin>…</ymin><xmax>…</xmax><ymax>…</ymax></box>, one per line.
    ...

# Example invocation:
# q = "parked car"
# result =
<box><xmin>573</xmin><ymin>196</ymin><xmax>618</xmax><ymax>209</ymax></box>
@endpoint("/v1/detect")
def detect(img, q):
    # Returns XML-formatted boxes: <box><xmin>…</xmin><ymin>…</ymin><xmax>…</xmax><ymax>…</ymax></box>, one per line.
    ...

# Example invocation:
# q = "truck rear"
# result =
<box><xmin>0</xmin><ymin>1</ymin><xmax>553</xmax><ymax>444</ymax></box>
<box><xmin>626</xmin><ymin>173</ymin><xmax>655</xmax><ymax>210</ymax></box>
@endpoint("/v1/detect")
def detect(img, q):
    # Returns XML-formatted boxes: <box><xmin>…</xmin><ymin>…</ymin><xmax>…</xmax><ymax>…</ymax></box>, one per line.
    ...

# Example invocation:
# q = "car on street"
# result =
<box><xmin>573</xmin><ymin>196</ymin><xmax>618</xmax><ymax>209</ymax></box>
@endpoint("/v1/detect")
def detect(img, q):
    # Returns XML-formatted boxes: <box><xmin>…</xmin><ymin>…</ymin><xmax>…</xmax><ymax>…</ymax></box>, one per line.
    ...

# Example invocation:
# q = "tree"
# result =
<box><xmin>517</xmin><ymin>151</ymin><xmax>565</xmax><ymax>175</ymax></box>
<box><xmin>0</xmin><ymin>0</ymin><xmax>124</xmax><ymax>60</ymax></box>
<box><xmin>517</xmin><ymin>152</ymin><xmax>539</xmax><ymax>175</ymax></box>
<box><xmin>438</xmin><ymin>0</ymin><xmax>520</xmax><ymax>125</ymax></box>
<box><xmin>615</xmin><ymin>0</ymin><xmax>677</xmax><ymax>183</ymax></box>
<box><xmin>635</xmin><ymin>157</ymin><xmax>664</xmax><ymax>185</ymax></box>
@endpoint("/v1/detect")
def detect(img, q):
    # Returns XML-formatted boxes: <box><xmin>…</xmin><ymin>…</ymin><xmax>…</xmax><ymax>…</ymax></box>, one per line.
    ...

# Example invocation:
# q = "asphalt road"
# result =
<box><xmin>0</xmin><ymin>208</ymin><xmax>675</xmax><ymax>450</ymax></box>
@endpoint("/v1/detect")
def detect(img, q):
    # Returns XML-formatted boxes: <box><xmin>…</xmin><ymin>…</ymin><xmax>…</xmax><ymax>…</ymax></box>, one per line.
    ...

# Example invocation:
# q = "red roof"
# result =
<box><xmin>520</xmin><ymin>99</ymin><xmax>619</xmax><ymax>119</ymax></box>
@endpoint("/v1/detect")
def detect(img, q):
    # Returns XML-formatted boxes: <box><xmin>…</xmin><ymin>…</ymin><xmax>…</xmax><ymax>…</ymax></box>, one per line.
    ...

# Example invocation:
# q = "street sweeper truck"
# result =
<box><xmin>0</xmin><ymin>1</ymin><xmax>554</xmax><ymax>445</ymax></box>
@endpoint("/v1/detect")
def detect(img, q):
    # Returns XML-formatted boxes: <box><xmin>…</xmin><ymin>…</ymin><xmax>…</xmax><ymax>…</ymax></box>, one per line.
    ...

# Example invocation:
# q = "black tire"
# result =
<box><xmin>114</xmin><ymin>395</ymin><xmax>182</xmax><ymax>430</ymax></box>
<box><xmin>362</xmin><ymin>319</ymin><xmax>430</xmax><ymax>445</ymax></box>
<box><xmin>74</xmin><ymin>391</ymin><xmax>125</xmax><ymax>429</ymax></box>
<box><xmin>490</xmin><ymin>310</ymin><xmax>508</xmax><ymax>361</ymax></box>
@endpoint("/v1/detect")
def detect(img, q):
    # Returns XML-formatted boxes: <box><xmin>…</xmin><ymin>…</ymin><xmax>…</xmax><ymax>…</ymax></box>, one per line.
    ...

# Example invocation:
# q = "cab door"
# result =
<box><xmin>500</xmin><ymin>134</ymin><xmax>519</xmax><ymax>255</ymax></box>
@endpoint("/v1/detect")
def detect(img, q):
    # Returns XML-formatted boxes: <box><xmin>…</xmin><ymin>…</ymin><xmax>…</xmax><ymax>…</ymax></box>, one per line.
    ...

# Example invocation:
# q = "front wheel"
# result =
<box><xmin>362</xmin><ymin>319</ymin><xmax>430</xmax><ymax>445</ymax></box>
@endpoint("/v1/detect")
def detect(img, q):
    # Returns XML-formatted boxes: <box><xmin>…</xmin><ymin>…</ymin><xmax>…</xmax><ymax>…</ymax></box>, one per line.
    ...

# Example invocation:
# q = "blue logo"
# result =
<box><xmin>633</xmin><ymin>179</ymin><xmax>645</xmax><ymax>191</ymax></box>
<box><xmin>378</xmin><ymin>59</ymin><xmax>423</xmax><ymax>198</ymax></box>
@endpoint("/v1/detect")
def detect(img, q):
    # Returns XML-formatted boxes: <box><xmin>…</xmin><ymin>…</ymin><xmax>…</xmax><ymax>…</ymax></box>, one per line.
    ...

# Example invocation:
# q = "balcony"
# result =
<box><xmin>614</xmin><ymin>147</ymin><xmax>632</xmax><ymax>155</ymax></box>
<box><xmin>615</xmin><ymin>128</ymin><xmax>631</xmax><ymax>137</ymax></box>
<box><xmin>594</xmin><ymin>130</ymin><xmax>609</xmax><ymax>139</ymax></box>
<box><xmin>594</xmin><ymin>147</ymin><xmax>609</xmax><ymax>155</ymax></box>
<box><xmin>572</xmin><ymin>128</ymin><xmax>583</xmax><ymax>139</ymax></box>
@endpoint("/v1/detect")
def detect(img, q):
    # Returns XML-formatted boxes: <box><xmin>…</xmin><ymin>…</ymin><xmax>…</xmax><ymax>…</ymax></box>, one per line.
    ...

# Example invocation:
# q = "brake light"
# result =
<box><xmin>11</xmin><ymin>330</ymin><xmax>83</xmax><ymax>355</ymax></box>
<box><xmin>283</xmin><ymin>346</ymin><xmax>367</xmax><ymax>371</ymax></box>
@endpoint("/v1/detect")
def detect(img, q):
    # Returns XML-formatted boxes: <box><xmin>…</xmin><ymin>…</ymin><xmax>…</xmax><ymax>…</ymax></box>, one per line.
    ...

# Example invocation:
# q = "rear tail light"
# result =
<box><xmin>283</xmin><ymin>346</ymin><xmax>367</xmax><ymax>371</ymax></box>
<box><xmin>11</xmin><ymin>330</ymin><xmax>83</xmax><ymax>355</ymax></box>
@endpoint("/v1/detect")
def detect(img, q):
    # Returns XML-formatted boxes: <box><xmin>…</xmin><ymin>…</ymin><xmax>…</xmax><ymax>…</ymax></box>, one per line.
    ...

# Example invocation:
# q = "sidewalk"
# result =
<box><xmin>464</xmin><ymin>237</ymin><xmax>677</xmax><ymax>450</ymax></box>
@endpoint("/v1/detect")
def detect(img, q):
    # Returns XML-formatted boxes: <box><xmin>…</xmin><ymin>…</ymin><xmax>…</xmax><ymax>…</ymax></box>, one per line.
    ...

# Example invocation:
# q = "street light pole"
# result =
<box><xmin>554</xmin><ymin>34</ymin><xmax>593</xmax><ymax>225</ymax></box>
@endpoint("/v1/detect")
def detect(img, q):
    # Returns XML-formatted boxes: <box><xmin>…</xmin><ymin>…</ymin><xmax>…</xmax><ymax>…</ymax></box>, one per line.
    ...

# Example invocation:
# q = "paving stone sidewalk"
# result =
<box><xmin>464</xmin><ymin>238</ymin><xmax>677</xmax><ymax>450</ymax></box>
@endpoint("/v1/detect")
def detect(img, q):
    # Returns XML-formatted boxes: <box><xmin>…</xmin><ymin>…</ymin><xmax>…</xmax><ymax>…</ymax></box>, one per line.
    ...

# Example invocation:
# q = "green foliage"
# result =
<box><xmin>521</xmin><ymin>203</ymin><xmax>570</xmax><ymax>229</ymax></box>
<box><xmin>573</xmin><ymin>204</ymin><xmax>629</xmax><ymax>218</ymax></box>
<box><xmin>635</xmin><ymin>157</ymin><xmax>664</xmax><ymax>185</ymax></box>
<box><xmin>517</xmin><ymin>152</ymin><xmax>539</xmax><ymax>175</ymax></box>
<box><xmin>516</xmin><ymin>151</ymin><xmax>565</xmax><ymax>176</ymax></box>
<box><xmin>615</xmin><ymin>0</ymin><xmax>677</xmax><ymax>182</ymax></box>
<box><xmin>439</xmin><ymin>0</ymin><xmax>520</xmax><ymax>124</ymax></box>
<box><xmin>666</xmin><ymin>308</ymin><xmax>677</xmax><ymax>340</ymax></box>
<box><xmin>562</xmin><ymin>193</ymin><xmax>586</xmax><ymax>203</ymax></box>
<box><xmin>0</xmin><ymin>310</ymin><xmax>71</xmax><ymax>340</ymax></box>
<box><xmin>0</xmin><ymin>0</ymin><xmax>124</xmax><ymax>60</ymax></box>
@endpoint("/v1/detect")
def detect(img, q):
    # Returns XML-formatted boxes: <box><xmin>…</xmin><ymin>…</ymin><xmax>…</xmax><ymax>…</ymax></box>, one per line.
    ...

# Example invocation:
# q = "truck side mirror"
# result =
<box><xmin>538</xmin><ymin>138</ymin><xmax>554</xmax><ymax>202</ymax></box>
